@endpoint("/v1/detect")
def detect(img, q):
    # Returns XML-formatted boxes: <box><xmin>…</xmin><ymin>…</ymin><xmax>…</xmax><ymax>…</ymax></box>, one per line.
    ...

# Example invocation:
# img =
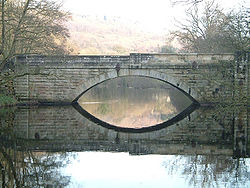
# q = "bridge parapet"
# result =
<box><xmin>15</xmin><ymin>54</ymin><xmax>131</xmax><ymax>67</ymax></box>
<box><xmin>15</xmin><ymin>53</ymin><xmax>234</xmax><ymax>66</ymax></box>
<box><xmin>130</xmin><ymin>53</ymin><xmax>234</xmax><ymax>65</ymax></box>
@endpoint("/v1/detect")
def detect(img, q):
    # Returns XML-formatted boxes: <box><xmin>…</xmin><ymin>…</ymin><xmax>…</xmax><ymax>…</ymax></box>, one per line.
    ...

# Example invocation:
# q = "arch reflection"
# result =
<box><xmin>73</xmin><ymin>76</ymin><xmax>199</xmax><ymax>132</ymax></box>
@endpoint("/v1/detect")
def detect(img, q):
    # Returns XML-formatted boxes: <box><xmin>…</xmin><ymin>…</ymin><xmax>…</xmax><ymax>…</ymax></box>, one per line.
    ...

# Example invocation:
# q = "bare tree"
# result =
<box><xmin>0</xmin><ymin>144</ymin><xmax>72</xmax><ymax>187</ymax></box>
<box><xmin>0</xmin><ymin>0</ymin><xmax>70</xmax><ymax>71</ymax></box>
<box><xmin>164</xmin><ymin>154</ymin><xmax>250</xmax><ymax>187</ymax></box>
<box><xmin>172</xmin><ymin>0</ymin><xmax>248</xmax><ymax>53</ymax></box>
<box><xmin>170</xmin><ymin>0</ymin><xmax>204</xmax><ymax>6</ymax></box>
<box><xmin>226</xmin><ymin>6</ymin><xmax>250</xmax><ymax>52</ymax></box>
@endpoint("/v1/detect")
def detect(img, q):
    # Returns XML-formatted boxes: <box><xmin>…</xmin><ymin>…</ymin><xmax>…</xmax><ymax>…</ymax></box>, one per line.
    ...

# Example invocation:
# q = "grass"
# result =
<box><xmin>0</xmin><ymin>94</ymin><xmax>17</xmax><ymax>106</ymax></box>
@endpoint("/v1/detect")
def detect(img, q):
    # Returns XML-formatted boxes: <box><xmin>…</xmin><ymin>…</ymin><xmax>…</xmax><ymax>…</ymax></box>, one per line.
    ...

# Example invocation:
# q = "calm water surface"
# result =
<box><xmin>77</xmin><ymin>76</ymin><xmax>193</xmax><ymax>128</ymax></box>
<box><xmin>0</xmin><ymin>76</ymin><xmax>249</xmax><ymax>187</ymax></box>
<box><xmin>62</xmin><ymin>152</ymin><xmax>250</xmax><ymax>188</ymax></box>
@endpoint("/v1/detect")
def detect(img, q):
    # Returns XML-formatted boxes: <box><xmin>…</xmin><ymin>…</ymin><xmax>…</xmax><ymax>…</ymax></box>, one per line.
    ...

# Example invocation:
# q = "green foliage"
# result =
<box><xmin>97</xmin><ymin>103</ymin><xmax>110</xmax><ymax>115</ymax></box>
<box><xmin>0</xmin><ymin>107</ymin><xmax>15</xmax><ymax>118</ymax></box>
<box><xmin>199</xmin><ymin>57</ymin><xmax>248</xmax><ymax>123</ymax></box>
<box><xmin>0</xmin><ymin>94</ymin><xmax>17</xmax><ymax>106</ymax></box>
<box><xmin>160</xmin><ymin>45</ymin><xmax>178</xmax><ymax>53</ymax></box>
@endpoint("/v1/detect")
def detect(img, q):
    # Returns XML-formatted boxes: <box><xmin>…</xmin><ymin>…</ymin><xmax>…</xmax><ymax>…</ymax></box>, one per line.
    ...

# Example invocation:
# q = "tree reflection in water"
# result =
<box><xmin>0</xmin><ymin>108</ymin><xmax>72</xmax><ymax>187</ymax></box>
<box><xmin>163</xmin><ymin>155</ymin><xmax>250</xmax><ymax>187</ymax></box>
<box><xmin>77</xmin><ymin>76</ymin><xmax>193</xmax><ymax>128</ymax></box>
<box><xmin>0</xmin><ymin>84</ymin><xmax>249</xmax><ymax>187</ymax></box>
<box><xmin>0</xmin><ymin>141</ymin><xmax>73</xmax><ymax>187</ymax></box>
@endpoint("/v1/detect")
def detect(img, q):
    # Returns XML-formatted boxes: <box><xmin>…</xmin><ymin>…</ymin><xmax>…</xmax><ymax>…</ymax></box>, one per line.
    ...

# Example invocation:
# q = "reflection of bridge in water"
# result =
<box><xmin>1</xmin><ymin>52</ymin><xmax>249</xmax><ymax>187</ymax></box>
<box><xmin>1</xmin><ymin>105</ymin><xmax>249</xmax><ymax>158</ymax></box>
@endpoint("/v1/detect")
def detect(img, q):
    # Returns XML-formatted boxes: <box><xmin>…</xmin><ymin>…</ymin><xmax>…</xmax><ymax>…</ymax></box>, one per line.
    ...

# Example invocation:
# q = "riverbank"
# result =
<box><xmin>0</xmin><ymin>94</ymin><xmax>41</xmax><ymax>108</ymax></box>
<box><xmin>0</xmin><ymin>95</ymin><xmax>72</xmax><ymax>109</ymax></box>
<box><xmin>0</xmin><ymin>94</ymin><xmax>17</xmax><ymax>108</ymax></box>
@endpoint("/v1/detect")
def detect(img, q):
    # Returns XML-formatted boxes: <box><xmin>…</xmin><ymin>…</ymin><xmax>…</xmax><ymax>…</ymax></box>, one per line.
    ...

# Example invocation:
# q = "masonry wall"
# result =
<box><xmin>13</xmin><ymin>53</ymin><xmax>236</xmax><ymax>104</ymax></box>
<box><xmin>1</xmin><ymin>102</ymin><xmax>248</xmax><ymax>156</ymax></box>
<box><xmin>10</xmin><ymin>105</ymin><xmax>234</xmax><ymax>155</ymax></box>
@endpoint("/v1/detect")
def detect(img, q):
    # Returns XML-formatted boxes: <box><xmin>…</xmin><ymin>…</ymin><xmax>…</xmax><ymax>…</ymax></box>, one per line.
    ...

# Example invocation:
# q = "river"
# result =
<box><xmin>0</xmin><ymin>76</ymin><xmax>249</xmax><ymax>187</ymax></box>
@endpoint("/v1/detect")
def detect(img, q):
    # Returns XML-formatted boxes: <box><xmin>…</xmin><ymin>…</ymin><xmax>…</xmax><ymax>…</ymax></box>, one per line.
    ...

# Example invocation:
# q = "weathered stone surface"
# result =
<box><xmin>13</xmin><ymin>53</ymin><xmax>243</xmax><ymax>104</ymax></box>
<box><xmin>1</xmin><ymin>105</ymin><xmax>245</xmax><ymax>157</ymax></box>
<box><xmin>12</xmin><ymin>107</ymin><xmax>224</xmax><ymax>147</ymax></box>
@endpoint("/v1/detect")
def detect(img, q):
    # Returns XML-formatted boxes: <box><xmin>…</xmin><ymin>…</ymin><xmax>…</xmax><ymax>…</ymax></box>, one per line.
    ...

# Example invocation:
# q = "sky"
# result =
<box><xmin>60</xmin><ymin>0</ymin><xmax>248</xmax><ymax>33</ymax></box>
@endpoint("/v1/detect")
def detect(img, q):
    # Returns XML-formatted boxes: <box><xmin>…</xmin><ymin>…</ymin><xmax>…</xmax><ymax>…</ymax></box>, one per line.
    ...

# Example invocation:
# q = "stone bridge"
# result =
<box><xmin>13</xmin><ymin>53</ymin><xmax>236</xmax><ymax>104</ymax></box>
<box><xmin>1</xmin><ymin>52</ymin><xmax>248</xmax><ymax>158</ymax></box>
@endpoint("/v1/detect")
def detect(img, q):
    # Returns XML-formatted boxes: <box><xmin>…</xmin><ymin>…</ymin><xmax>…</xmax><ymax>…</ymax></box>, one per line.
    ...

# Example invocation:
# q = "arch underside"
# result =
<box><xmin>73</xmin><ymin>69</ymin><xmax>199</xmax><ymax>104</ymax></box>
<box><xmin>72</xmin><ymin>68</ymin><xmax>200</xmax><ymax>133</ymax></box>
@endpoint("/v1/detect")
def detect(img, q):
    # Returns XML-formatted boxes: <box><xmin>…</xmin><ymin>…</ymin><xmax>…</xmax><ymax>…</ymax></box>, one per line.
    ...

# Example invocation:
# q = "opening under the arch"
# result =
<box><xmin>76</xmin><ymin>76</ymin><xmax>195</xmax><ymax>129</ymax></box>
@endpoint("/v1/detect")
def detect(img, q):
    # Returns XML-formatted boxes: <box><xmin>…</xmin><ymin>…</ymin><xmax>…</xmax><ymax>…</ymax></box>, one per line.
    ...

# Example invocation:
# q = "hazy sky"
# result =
<box><xmin>61</xmin><ymin>0</ymin><xmax>248</xmax><ymax>33</ymax></box>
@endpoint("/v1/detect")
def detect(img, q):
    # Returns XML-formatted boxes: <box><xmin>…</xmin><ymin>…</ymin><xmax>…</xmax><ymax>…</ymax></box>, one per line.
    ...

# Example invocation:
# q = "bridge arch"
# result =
<box><xmin>73</xmin><ymin>69</ymin><xmax>199</xmax><ymax>103</ymax></box>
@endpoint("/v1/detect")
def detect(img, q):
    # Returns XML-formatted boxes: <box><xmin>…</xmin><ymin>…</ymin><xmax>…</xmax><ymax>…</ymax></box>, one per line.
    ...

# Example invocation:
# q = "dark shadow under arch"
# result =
<box><xmin>72</xmin><ymin>75</ymin><xmax>200</xmax><ymax>133</ymax></box>
<box><xmin>72</xmin><ymin>101</ymin><xmax>199</xmax><ymax>133</ymax></box>
<box><xmin>72</xmin><ymin>75</ymin><xmax>199</xmax><ymax>104</ymax></box>
<box><xmin>72</xmin><ymin>69</ymin><xmax>199</xmax><ymax>104</ymax></box>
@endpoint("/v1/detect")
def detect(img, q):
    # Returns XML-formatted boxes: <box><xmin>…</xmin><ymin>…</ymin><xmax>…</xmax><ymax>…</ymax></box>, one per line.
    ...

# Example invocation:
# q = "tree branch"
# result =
<box><xmin>0</xmin><ymin>72</ymin><xmax>51</xmax><ymax>86</ymax></box>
